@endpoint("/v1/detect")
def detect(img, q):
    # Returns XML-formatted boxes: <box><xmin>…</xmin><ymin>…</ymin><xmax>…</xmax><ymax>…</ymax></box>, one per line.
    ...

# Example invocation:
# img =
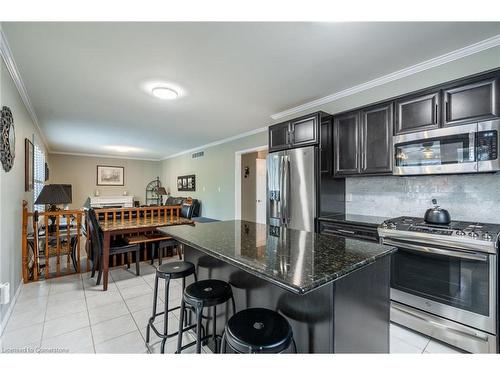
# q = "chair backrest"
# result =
<box><xmin>180</xmin><ymin>203</ymin><xmax>194</xmax><ymax>219</ymax></box>
<box><xmin>87</xmin><ymin>208</ymin><xmax>103</xmax><ymax>256</ymax></box>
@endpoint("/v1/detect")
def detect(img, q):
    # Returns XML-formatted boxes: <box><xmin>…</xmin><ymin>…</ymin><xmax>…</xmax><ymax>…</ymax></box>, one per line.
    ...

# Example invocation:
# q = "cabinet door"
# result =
<box><xmin>319</xmin><ymin>117</ymin><xmax>333</xmax><ymax>174</ymax></box>
<box><xmin>395</xmin><ymin>92</ymin><xmax>439</xmax><ymax>134</ymax></box>
<box><xmin>290</xmin><ymin>115</ymin><xmax>318</xmax><ymax>147</ymax></box>
<box><xmin>334</xmin><ymin>112</ymin><xmax>360</xmax><ymax>176</ymax></box>
<box><xmin>269</xmin><ymin>122</ymin><xmax>290</xmax><ymax>152</ymax></box>
<box><xmin>360</xmin><ymin>103</ymin><xmax>393</xmax><ymax>174</ymax></box>
<box><xmin>443</xmin><ymin>78</ymin><xmax>500</xmax><ymax>126</ymax></box>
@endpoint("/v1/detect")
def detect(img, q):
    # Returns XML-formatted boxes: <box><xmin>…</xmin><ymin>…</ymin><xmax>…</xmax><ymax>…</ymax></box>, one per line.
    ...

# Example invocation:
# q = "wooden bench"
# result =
<box><xmin>126</xmin><ymin>232</ymin><xmax>179</xmax><ymax>265</ymax></box>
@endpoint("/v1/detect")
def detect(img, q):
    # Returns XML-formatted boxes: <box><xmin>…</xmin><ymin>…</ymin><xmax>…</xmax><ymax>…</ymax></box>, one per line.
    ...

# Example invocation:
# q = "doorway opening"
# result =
<box><xmin>234</xmin><ymin>146</ymin><xmax>268</xmax><ymax>223</ymax></box>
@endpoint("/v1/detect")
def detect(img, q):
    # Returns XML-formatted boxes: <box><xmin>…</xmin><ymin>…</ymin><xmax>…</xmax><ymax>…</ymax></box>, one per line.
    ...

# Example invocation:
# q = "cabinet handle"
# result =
<box><xmin>435</xmin><ymin>103</ymin><xmax>438</xmax><ymax>124</ymax></box>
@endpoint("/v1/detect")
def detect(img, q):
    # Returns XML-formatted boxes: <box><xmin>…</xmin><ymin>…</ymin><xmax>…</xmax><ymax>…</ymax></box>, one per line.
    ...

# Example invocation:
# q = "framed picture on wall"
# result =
<box><xmin>96</xmin><ymin>165</ymin><xmax>124</xmax><ymax>186</ymax></box>
<box><xmin>177</xmin><ymin>174</ymin><xmax>195</xmax><ymax>191</ymax></box>
<box><xmin>24</xmin><ymin>138</ymin><xmax>34</xmax><ymax>192</ymax></box>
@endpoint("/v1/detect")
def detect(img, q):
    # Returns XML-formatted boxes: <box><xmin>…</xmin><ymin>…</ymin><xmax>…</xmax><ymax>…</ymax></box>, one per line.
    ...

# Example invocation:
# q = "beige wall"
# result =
<box><xmin>47</xmin><ymin>154</ymin><xmax>162</xmax><ymax>208</ymax></box>
<box><xmin>0</xmin><ymin>55</ymin><xmax>47</xmax><ymax>328</ymax></box>
<box><xmin>161</xmin><ymin>131</ymin><xmax>268</xmax><ymax>220</ymax></box>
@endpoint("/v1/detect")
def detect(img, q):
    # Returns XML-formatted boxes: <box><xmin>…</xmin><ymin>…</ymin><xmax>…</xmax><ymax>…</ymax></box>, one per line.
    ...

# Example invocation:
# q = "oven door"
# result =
<box><xmin>386</xmin><ymin>239</ymin><xmax>496</xmax><ymax>334</ymax></box>
<box><xmin>393</xmin><ymin>123</ymin><xmax>477</xmax><ymax>175</ymax></box>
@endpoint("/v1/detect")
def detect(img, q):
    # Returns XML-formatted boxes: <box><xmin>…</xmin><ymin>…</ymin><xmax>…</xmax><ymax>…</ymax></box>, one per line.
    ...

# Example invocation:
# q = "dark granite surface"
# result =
<box><xmin>319</xmin><ymin>212</ymin><xmax>391</xmax><ymax>227</ymax></box>
<box><xmin>158</xmin><ymin>220</ymin><xmax>395</xmax><ymax>295</ymax></box>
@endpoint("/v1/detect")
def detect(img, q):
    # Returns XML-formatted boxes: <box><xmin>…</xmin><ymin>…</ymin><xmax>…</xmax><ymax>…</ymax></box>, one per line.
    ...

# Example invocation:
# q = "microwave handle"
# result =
<box><xmin>382</xmin><ymin>239</ymin><xmax>488</xmax><ymax>262</ymax></box>
<box><xmin>470</xmin><ymin>130</ymin><xmax>477</xmax><ymax>165</ymax></box>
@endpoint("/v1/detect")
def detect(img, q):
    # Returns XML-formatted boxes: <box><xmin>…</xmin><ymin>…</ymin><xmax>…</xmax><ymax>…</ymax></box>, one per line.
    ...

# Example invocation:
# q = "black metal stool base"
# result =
<box><xmin>176</xmin><ymin>279</ymin><xmax>236</xmax><ymax>354</ymax></box>
<box><xmin>145</xmin><ymin>261</ymin><xmax>196</xmax><ymax>353</ymax></box>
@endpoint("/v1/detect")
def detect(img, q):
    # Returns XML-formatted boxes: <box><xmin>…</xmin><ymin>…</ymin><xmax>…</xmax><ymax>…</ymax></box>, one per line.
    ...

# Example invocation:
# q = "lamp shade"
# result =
<box><xmin>35</xmin><ymin>184</ymin><xmax>72</xmax><ymax>205</ymax></box>
<box><xmin>156</xmin><ymin>187</ymin><xmax>167</xmax><ymax>195</ymax></box>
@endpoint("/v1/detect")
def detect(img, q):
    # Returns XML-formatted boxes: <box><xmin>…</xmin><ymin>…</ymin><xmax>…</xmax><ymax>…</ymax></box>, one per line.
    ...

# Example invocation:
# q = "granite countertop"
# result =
<box><xmin>319</xmin><ymin>212</ymin><xmax>391</xmax><ymax>227</ymax></box>
<box><xmin>158</xmin><ymin>220</ymin><xmax>395</xmax><ymax>295</ymax></box>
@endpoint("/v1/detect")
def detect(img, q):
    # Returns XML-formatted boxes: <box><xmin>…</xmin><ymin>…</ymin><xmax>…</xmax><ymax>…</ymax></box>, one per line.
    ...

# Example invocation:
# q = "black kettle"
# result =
<box><xmin>424</xmin><ymin>199</ymin><xmax>451</xmax><ymax>225</ymax></box>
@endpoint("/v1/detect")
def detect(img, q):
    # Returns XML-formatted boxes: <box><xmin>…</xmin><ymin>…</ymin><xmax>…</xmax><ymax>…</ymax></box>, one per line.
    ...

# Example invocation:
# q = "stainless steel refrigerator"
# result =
<box><xmin>266</xmin><ymin>146</ymin><xmax>316</xmax><ymax>232</ymax></box>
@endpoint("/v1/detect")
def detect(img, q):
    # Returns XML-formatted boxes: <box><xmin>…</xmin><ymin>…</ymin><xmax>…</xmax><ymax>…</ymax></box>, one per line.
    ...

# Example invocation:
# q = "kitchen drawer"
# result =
<box><xmin>318</xmin><ymin>220</ymin><xmax>379</xmax><ymax>243</ymax></box>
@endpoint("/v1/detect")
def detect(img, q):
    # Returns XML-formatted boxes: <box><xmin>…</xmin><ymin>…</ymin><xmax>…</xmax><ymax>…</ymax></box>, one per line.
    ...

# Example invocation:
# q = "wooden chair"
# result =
<box><xmin>87</xmin><ymin>208</ymin><xmax>141</xmax><ymax>285</ymax></box>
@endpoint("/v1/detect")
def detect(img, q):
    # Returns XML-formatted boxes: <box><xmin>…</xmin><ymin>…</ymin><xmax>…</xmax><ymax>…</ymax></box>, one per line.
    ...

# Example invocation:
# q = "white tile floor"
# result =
<box><xmin>1</xmin><ymin>259</ymin><xmax>463</xmax><ymax>354</ymax></box>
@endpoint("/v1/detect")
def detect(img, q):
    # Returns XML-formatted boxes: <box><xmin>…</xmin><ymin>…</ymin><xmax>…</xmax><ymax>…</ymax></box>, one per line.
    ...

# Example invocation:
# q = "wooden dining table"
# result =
<box><xmin>98</xmin><ymin>213</ymin><xmax>194</xmax><ymax>291</ymax></box>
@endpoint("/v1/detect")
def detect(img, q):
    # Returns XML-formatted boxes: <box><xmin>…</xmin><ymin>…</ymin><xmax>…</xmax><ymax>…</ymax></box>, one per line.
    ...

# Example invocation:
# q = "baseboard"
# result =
<box><xmin>0</xmin><ymin>281</ymin><xmax>23</xmax><ymax>336</ymax></box>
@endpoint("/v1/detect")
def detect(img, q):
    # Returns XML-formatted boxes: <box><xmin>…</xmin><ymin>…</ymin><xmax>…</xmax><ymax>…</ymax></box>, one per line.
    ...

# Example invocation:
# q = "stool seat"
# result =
<box><xmin>156</xmin><ymin>261</ymin><xmax>195</xmax><ymax>279</ymax></box>
<box><xmin>225</xmin><ymin>308</ymin><xmax>293</xmax><ymax>353</ymax></box>
<box><xmin>184</xmin><ymin>279</ymin><xmax>232</xmax><ymax>307</ymax></box>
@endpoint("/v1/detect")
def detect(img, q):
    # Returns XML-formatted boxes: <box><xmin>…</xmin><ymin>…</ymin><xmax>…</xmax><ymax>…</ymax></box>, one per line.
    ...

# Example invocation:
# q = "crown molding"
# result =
<box><xmin>49</xmin><ymin>151</ymin><xmax>161</xmax><ymax>162</ymax></box>
<box><xmin>161</xmin><ymin>125</ymin><xmax>268</xmax><ymax>160</ymax></box>
<box><xmin>271</xmin><ymin>34</ymin><xmax>500</xmax><ymax>121</ymax></box>
<box><xmin>0</xmin><ymin>28</ymin><xmax>50</xmax><ymax>151</ymax></box>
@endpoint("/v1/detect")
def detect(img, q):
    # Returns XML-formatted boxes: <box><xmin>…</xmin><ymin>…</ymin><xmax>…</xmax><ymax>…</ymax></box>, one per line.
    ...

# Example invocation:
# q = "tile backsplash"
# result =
<box><xmin>346</xmin><ymin>174</ymin><xmax>500</xmax><ymax>223</ymax></box>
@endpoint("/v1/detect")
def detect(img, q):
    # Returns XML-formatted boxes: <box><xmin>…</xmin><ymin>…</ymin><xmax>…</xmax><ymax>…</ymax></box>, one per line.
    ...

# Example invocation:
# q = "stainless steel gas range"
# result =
<box><xmin>378</xmin><ymin>217</ymin><xmax>500</xmax><ymax>353</ymax></box>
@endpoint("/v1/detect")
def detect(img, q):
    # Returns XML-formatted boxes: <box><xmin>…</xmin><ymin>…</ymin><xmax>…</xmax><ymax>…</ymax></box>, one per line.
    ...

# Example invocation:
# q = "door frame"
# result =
<box><xmin>234</xmin><ymin>145</ymin><xmax>268</xmax><ymax>220</ymax></box>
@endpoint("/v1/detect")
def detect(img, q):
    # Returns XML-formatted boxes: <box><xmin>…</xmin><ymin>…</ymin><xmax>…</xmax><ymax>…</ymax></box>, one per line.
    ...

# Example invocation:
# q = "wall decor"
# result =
<box><xmin>177</xmin><ymin>174</ymin><xmax>196</xmax><ymax>192</ymax></box>
<box><xmin>24</xmin><ymin>138</ymin><xmax>34</xmax><ymax>191</ymax></box>
<box><xmin>96</xmin><ymin>165</ymin><xmax>124</xmax><ymax>186</ymax></box>
<box><xmin>0</xmin><ymin>106</ymin><xmax>15</xmax><ymax>172</ymax></box>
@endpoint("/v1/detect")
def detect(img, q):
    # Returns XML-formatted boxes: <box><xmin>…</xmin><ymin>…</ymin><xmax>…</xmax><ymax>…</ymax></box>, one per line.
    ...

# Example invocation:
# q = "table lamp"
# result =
<box><xmin>155</xmin><ymin>186</ymin><xmax>167</xmax><ymax>205</ymax></box>
<box><xmin>34</xmin><ymin>184</ymin><xmax>72</xmax><ymax>233</ymax></box>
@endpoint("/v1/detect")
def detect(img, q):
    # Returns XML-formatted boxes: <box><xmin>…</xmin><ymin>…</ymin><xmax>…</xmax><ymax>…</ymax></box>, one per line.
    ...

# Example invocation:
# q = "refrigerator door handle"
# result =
<box><xmin>279</xmin><ymin>155</ymin><xmax>286</xmax><ymax>225</ymax></box>
<box><xmin>286</xmin><ymin>155</ymin><xmax>291</xmax><ymax>223</ymax></box>
<box><xmin>282</xmin><ymin>154</ymin><xmax>290</xmax><ymax>225</ymax></box>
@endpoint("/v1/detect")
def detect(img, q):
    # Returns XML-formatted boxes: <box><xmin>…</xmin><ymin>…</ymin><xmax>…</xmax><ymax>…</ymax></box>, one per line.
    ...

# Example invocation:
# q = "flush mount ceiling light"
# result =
<box><xmin>142</xmin><ymin>81</ymin><xmax>185</xmax><ymax>101</ymax></box>
<box><xmin>104</xmin><ymin>145</ymin><xmax>142</xmax><ymax>153</ymax></box>
<box><xmin>151</xmin><ymin>87</ymin><xmax>178</xmax><ymax>100</ymax></box>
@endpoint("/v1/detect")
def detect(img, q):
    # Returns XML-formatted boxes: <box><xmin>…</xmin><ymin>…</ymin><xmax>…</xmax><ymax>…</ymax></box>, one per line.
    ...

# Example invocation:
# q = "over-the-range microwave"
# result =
<box><xmin>393</xmin><ymin>119</ymin><xmax>500</xmax><ymax>176</ymax></box>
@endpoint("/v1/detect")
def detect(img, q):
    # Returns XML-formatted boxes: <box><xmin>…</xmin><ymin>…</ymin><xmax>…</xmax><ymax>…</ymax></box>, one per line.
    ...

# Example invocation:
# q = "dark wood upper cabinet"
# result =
<box><xmin>290</xmin><ymin>115</ymin><xmax>318</xmax><ymax>147</ymax></box>
<box><xmin>334</xmin><ymin>112</ymin><xmax>360</xmax><ymax>176</ymax></box>
<box><xmin>319</xmin><ymin>116</ymin><xmax>333</xmax><ymax>174</ymax></box>
<box><xmin>395</xmin><ymin>91</ymin><xmax>440</xmax><ymax>134</ymax></box>
<box><xmin>268</xmin><ymin>112</ymin><xmax>326</xmax><ymax>152</ymax></box>
<box><xmin>269</xmin><ymin>122</ymin><xmax>290</xmax><ymax>152</ymax></box>
<box><xmin>360</xmin><ymin>103</ymin><xmax>393</xmax><ymax>174</ymax></box>
<box><xmin>443</xmin><ymin>78</ymin><xmax>500</xmax><ymax>126</ymax></box>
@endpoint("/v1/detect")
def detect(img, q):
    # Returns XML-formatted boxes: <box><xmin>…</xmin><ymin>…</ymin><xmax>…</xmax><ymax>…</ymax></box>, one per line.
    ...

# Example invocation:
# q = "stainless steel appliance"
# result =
<box><xmin>267</xmin><ymin>146</ymin><xmax>316</xmax><ymax>232</ymax></box>
<box><xmin>378</xmin><ymin>216</ymin><xmax>500</xmax><ymax>353</ymax></box>
<box><xmin>393</xmin><ymin>120</ymin><xmax>500</xmax><ymax>176</ymax></box>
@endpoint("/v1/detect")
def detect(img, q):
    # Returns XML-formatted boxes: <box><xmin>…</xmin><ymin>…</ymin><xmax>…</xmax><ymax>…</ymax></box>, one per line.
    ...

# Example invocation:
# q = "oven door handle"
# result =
<box><xmin>382</xmin><ymin>239</ymin><xmax>488</xmax><ymax>262</ymax></box>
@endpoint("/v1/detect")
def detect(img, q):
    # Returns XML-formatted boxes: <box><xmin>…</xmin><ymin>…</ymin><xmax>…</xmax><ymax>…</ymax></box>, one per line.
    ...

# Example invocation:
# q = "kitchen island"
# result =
<box><xmin>158</xmin><ymin>220</ymin><xmax>395</xmax><ymax>353</ymax></box>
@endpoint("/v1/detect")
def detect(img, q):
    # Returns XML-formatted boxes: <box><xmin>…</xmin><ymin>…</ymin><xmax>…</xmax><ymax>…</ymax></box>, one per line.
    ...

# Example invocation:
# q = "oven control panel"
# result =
<box><xmin>379</xmin><ymin>216</ymin><xmax>500</xmax><ymax>243</ymax></box>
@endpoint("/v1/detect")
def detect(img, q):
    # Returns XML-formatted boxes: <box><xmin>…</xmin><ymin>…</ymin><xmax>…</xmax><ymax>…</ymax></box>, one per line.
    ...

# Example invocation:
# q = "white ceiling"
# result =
<box><xmin>3</xmin><ymin>22</ymin><xmax>500</xmax><ymax>159</ymax></box>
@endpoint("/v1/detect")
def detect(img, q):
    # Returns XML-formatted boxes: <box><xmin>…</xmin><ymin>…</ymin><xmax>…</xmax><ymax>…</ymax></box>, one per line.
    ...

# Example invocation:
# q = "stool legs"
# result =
<box><xmin>159</xmin><ymin>276</ymin><xmax>171</xmax><ymax>353</ymax></box>
<box><xmin>146</xmin><ymin>273</ymin><xmax>159</xmax><ymax>344</ymax></box>
<box><xmin>212</xmin><ymin>306</ymin><xmax>217</xmax><ymax>353</ymax></box>
<box><xmin>176</xmin><ymin>299</ymin><xmax>186</xmax><ymax>353</ymax></box>
<box><xmin>195</xmin><ymin>304</ymin><xmax>203</xmax><ymax>354</ymax></box>
<box><xmin>220</xmin><ymin>331</ymin><xmax>227</xmax><ymax>354</ymax></box>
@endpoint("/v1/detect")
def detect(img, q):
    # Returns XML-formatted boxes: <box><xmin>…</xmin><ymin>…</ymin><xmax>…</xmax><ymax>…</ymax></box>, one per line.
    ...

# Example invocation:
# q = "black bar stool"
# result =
<box><xmin>146</xmin><ymin>261</ymin><xmax>197</xmax><ymax>353</ymax></box>
<box><xmin>177</xmin><ymin>279</ymin><xmax>236</xmax><ymax>354</ymax></box>
<box><xmin>220</xmin><ymin>308</ymin><xmax>297</xmax><ymax>354</ymax></box>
